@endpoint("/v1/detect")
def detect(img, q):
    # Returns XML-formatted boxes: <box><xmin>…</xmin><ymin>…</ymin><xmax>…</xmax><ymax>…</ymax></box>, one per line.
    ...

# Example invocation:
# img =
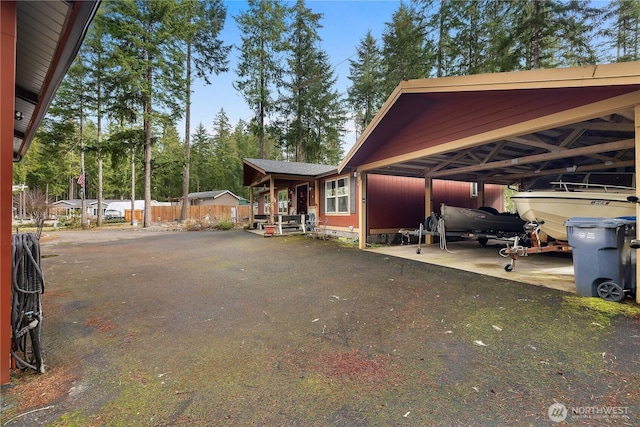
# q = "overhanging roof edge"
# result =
<box><xmin>16</xmin><ymin>1</ymin><xmax>101</xmax><ymax>160</ymax></box>
<box><xmin>338</xmin><ymin>61</ymin><xmax>640</xmax><ymax>174</ymax></box>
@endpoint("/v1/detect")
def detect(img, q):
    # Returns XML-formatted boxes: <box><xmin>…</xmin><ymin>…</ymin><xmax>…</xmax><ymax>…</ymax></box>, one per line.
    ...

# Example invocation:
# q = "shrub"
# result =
<box><xmin>215</xmin><ymin>218</ymin><xmax>233</xmax><ymax>231</ymax></box>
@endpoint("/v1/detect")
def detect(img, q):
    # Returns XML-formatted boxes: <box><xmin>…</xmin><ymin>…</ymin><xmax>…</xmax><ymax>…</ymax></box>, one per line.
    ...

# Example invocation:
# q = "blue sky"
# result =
<box><xmin>183</xmin><ymin>0</ymin><xmax>402</xmax><ymax>154</ymax></box>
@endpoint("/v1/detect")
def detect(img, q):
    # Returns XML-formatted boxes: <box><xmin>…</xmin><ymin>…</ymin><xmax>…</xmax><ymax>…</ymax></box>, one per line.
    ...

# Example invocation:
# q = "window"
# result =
<box><xmin>278</xmin><ymin>190</ymin><xmax>288</xmax><ymax>214</ymax></box>
<box><xmin>325</xmin><ymin>177</ymin><xmax>349</xmax><ymax>213</ymax></box>
<box><xmin>264</xmin><ymin>194</ymin><xmax>271</xmax><ymax>214</ymax></box>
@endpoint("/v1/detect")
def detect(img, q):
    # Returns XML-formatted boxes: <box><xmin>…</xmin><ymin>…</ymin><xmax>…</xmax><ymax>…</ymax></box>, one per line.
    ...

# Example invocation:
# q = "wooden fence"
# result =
<box><xmin>125</xmin><ymin>205</ymin><xmax>251</xmax><ymax>224</ymax></box>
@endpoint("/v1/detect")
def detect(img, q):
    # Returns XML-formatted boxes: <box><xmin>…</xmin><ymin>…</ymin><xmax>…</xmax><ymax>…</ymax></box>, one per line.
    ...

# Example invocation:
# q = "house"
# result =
<box><xmin>188</xmin><ymin>190</ymin><xmax>241</xmax><ymax>207</ymax></box>
<box><xmin>243</xmin><ymin>158</ymin><xmax>336</xmax><ymax>227</ymax></box>
<box><xmin>243</xmin><ymin>158</ymin><xmax>505</xmax><ymax>241</ymax></box>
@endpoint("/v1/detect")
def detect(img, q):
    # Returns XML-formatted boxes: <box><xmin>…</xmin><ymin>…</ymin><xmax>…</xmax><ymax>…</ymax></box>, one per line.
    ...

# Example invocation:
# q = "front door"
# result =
<box><xmin>297</xmin><ymin>185</ymin><xmax>308</xmax><ymax>215</ymax></box>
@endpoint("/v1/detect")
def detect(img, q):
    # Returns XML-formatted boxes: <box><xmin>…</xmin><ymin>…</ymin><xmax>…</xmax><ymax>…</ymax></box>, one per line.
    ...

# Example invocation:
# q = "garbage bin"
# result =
<box><xmin>565</xmin><ymin>217</ymin><xmax>636</xmax><ymax>301</ymax></box>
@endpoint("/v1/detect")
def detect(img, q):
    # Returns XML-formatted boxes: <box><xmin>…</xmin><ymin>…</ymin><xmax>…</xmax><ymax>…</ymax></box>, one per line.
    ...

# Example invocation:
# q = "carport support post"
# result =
<box><xmin>0</xmin><ymin>0</ymin><xmax>16</xmax><ymax>385</ymax></box>
<box><xmin>358</xmin><ymin>172</ymin><xmax>367</xmax><ymax>249</ymax></box>
<box><xmin>424</xmin><ymin>177</ymin><xmax>433</xmax><ymax>245</ymax></box>
<box><xmin>477</xmin><ymin>180</ymin><xmax>485</xmax><ymax>208</ymax></box>
<box><xmin>634</xmin><ymin>104</ymin><xmax>640</xmax><ymax>304</ymax></box>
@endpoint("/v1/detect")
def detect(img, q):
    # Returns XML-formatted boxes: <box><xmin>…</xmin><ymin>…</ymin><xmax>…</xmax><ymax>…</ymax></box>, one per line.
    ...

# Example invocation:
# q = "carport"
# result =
<box><xmin>1</xmin><ymin>1</ymin><xmax>100</xmax><ymax>384</ymax></box>
<box><xmin>338</xmin><ymin>62</ymin><xmax>640</xmax><ymax>303</ymax></box>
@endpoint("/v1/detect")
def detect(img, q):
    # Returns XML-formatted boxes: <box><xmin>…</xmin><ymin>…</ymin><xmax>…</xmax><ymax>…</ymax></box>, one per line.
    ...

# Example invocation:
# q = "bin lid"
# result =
<box><xmin>564</xmin><ymin>217</ymin><xmax>636</xmax><ymax>228</ymax></box>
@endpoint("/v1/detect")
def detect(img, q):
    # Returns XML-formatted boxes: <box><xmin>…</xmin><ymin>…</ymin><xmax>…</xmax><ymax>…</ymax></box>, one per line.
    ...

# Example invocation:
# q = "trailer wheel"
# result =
<box><xmin>597</xmin><ymin>281</ymin><xmax>625</xmax><ymax>302</ymax></box>
<box><xmin>478</xmin><ymin>237</ymin><xmax>489</xmax><ymax>246</ymax></box>
<box><xmin>416</xmin><ymin>248</ymin><xmax>421</xmax><ymax>254</ymax></box>
<box><xmin>504</xmin><ymin>264</ymin><xmax>514</xmax><ymax>272</ymax></box>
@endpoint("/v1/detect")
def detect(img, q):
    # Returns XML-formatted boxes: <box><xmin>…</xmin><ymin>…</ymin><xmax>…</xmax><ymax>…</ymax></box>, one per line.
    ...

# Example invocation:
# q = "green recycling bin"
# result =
<box><xmin>564</xmin><ymin>217</ymin><xmax>636</xmax><ymax>301</ymax></box>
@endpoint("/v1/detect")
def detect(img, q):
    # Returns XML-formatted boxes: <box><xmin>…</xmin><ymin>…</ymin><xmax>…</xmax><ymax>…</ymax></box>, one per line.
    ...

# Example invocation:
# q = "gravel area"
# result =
<box><xmin>1</xmin><ymin>228</ymin><xmax>639</xmax><ymax>426</ymax></box>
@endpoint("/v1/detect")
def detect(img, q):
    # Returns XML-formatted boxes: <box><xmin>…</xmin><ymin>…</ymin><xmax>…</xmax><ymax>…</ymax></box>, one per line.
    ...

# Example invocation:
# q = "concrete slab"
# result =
<box><xmin>367</xmin><ymin>239</ymin><xmax>577</xmax><ymax>294</ymax></box>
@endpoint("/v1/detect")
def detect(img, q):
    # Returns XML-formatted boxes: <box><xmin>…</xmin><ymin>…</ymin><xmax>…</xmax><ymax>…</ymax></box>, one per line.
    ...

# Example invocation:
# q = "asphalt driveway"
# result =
<box><xmin>1</xmin><ymin>228</ymin><xmax>639</xmax><ymax>426</ymax></box>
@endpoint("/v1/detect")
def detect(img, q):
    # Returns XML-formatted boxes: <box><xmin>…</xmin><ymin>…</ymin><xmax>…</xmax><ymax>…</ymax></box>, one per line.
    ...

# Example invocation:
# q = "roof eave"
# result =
<box><xmin>338</xmin><ymin>61</ymin><xmax>640</xmax><ymax>174</ymax></box>
<box><xmin>15</xmin><ymin>1</ymin><xmax>101</xmax><ymax>161</ymax></box>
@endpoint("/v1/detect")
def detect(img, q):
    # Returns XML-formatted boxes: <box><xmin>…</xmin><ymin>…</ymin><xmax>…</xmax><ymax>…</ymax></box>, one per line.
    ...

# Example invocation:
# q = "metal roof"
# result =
<box><xmin>339</xmin><ymin>62</ymin><xmax>640</xmax><ymax>187</ymax></box>
<box><xmin>13</xmin><ymin>1</ymin><xmax>100</xmax><ymax>161</ymax></box>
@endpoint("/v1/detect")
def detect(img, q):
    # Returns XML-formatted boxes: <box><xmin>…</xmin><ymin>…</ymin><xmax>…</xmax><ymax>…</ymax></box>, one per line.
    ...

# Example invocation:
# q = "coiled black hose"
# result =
<box><xmin>11</xmin><ymin>232</ymin><xmax>45</xmax><ymax>373</ymax></box>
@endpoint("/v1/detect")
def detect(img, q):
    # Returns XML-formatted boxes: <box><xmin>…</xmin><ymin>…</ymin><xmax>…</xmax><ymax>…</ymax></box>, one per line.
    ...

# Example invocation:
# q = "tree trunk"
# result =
<box><xmin>533</xmin><ymin>0</ymin><xmax>540</xmax><ymax>69</ymax></box>
<box><xmin>143</xmin><ymin>56</ymin><xmax>152</xmax><ymax>227</ymax></box>
<box><xmin>180</xmin><ymin>42</ymin><xmax>192</xmax><ymax>222</ymax></box>
<box><xmin>130</xmin><ymin>147</ymin><xmax>135</xmax><ymax>225</ymax></box>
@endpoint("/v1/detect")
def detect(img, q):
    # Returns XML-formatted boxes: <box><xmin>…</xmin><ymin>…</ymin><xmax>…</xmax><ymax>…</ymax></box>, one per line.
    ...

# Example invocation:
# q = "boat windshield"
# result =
<box><xmin>525</xmin><ymin>172</ymin><xmax>635</xmax><ymax>191</ymax></box>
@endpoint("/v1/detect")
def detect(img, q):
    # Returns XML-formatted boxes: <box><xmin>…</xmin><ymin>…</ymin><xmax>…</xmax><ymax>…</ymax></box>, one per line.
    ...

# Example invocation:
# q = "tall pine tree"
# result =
<box><xmin>234</xmin><ymin>0</ymin><xmax>287</xmax><ymax>159</ymax></box>
<box><xmin>103</xmin><ymin>0</ymin><xmax>186</xmax><ymax>227</ymax></box>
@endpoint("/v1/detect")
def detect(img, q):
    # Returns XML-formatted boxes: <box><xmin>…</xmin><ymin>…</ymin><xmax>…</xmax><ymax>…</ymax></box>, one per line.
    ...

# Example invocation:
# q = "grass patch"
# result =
<box><xmin>563</xmin><ymin>295</ymin><xmax>640</xmax><ymax>322</ymax></box>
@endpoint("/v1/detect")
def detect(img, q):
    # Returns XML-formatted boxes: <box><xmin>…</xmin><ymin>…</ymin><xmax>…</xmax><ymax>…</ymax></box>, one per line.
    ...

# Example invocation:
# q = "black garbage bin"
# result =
<box><xmin>565</xmin><ymin>217</ymin><xmax>636</xmax><ymax>301</ymax></box>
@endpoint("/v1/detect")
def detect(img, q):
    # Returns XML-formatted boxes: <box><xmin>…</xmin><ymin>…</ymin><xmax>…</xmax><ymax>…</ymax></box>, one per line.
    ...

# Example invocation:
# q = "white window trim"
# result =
<box><xmin>471</xmin><ymin>182</ymin><xmax>478</xmax><ymax>198</ymax></box>
<box><xmin>325</xmin><ymin>176</ymin><xmax>350</xmax><ymax>214</ymax></box>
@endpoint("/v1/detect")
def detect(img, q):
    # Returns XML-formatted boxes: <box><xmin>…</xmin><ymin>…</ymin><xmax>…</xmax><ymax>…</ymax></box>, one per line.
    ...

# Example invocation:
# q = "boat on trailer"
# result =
<box><xmin>426</xmin><ymin>203</ymin><xmax>526</xmax><ymax>244</ymax></box>
<box><xmin>511</xmin><ymin>173</ymin><xmax>636</xmax><ymax>242</ymax></box>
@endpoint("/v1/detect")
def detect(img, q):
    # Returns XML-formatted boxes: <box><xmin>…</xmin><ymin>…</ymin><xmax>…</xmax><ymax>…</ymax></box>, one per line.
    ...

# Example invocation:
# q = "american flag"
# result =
<box><xmin>77</xmin><ymin>172</ymin><xmax>85</xmax><ymax>188</ymax></box>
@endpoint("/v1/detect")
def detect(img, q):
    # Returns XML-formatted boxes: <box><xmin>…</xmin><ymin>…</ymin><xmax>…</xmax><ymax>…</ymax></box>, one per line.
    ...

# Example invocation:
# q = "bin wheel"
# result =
<box><xmin>597</xmin><ymin>281</ymin><xmax>625</xmax><ymax>302</ymax></box>
<box><xmin>504</xmin><ymin>264</ymin><xmax>514</xmax><ymax>272</ymax></box>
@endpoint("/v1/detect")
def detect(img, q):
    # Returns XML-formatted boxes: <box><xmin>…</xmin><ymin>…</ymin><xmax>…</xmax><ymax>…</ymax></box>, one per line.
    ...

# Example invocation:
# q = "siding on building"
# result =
<box><xmin>193</xmin><ymin>193</ymin><xmax>239</xmax><ymax>207</ymax></box>
<box><xmin>432</xmin><ymin>180</ymin><xmax>505</xmax><ymax>212</ymax></box>
<box><xmin>367</xmin><ymin>175</ymin><xmax>425</xmax><ymax>230</ymax></box>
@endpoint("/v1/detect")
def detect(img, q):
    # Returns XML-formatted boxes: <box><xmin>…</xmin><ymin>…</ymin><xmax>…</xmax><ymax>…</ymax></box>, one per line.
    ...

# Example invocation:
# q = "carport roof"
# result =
<box><xmin>339</xmin><ymin>62</ymin><xmax>640</xmax><ymax>187</ymax></box>
<box><xmin>12</xmin><ymin>1</ymin><xmax>101</xmax><ymax>161</ymax></box>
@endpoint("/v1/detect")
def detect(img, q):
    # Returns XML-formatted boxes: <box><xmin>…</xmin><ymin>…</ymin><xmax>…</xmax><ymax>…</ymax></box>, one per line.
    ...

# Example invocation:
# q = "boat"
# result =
<box><xmin>427</xmin><ymin>204</ymin><xmax>526</xmax><ymax>244</ymax></box>
<box><xmin>511</xmin><ymin>173</ymin><xmax>636</xmax><ymax>241</ymax></box>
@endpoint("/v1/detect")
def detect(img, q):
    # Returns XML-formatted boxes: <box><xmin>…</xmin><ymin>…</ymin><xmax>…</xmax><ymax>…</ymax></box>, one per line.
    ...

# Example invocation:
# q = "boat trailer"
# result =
<box><xmin>408</xmin><ymin>213</ymin><xmax>529</xmax><ymax>255</ymax></box>
<box><xmin>499</xmin><ymin>223</ymin><xmax>571</xmax><ymax>271</ymax></box>
<box><xmin>406</xmin><ymin>219</ymin><xmax>571</xmax><ymax>272</ymax></box>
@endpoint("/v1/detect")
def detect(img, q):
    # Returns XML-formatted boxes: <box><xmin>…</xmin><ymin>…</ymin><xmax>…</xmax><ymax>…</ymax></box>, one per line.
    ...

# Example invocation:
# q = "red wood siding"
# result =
<box><xmin>367</xmin><ymin>87</ymin><xmax>636</xmax><ymax>163</ymax></box>
<box><xmin>367</xmin><ymin>175</ymin><xmax>425</xmax><ymax>229</ymax></box>
<box><xmin>432</xmin><ymin>180</ymin><xmax>505</xmax><ymax>213</ymax></box>
<box><xmin>315</xmin><ymin>174</ymin><xmax>505</xmax><ymax>230</ymax></box>
<box><xmin>319</xmin><ymin>175</ymin><xmax>359</xmax><ymax>228</ymax></box>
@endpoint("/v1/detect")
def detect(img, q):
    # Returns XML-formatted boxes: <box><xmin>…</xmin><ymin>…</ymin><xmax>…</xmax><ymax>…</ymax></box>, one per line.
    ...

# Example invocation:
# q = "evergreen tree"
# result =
<box><xmin>278</xmin><ymin>0</ymin><xmax>345</xmax><ymax>163</ymax></box>
<box><xmin>603</xmin><ymin>0</ymin><xmax>640</xmax><ymax>62</ymax></box>
<box><xmin>381</xmin><ymin>2</ymin><xmax>434</xmax><ymax>98</ymax></box>
<box><xmin>177</xmin><ymin>0</ymin><xmax>231</xmax><ymax>221</ymax></box>
<box><xmin>103</xmin><ymin>0</ymin><xmax>186</xmax><ymax>227</ymax></box>
<box><xmin>211</xmin><ymin>109</ymin><xmax>242</xmax><ymax>193</ymax></box>
<box><xmin>506</xmin><ymin>0</ymin><xmax>597</xmax><ymax>69</ymax></box>
<box><xmin>80</xmin><ymin>8</ymin><xmax>111</xmax><ymax>225</ymax></box>
<box><xmin>152</xmin><ymin>124</ymin><xmax>184</xmax><ymax>201</ymax></box>
<box><xmin>190</xmin><ymin>123</ymin><xmax>212</xmax><ymax>192</ymax></box>
<box><xmin>234</xmin><ymin>0</ymin><xmax>287</xmax><ymax>159</ymax></box>
<box><xmin>347</xmin><ymin>31</ymin><xmax>385</xmax><ymax>134</ymax></box>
